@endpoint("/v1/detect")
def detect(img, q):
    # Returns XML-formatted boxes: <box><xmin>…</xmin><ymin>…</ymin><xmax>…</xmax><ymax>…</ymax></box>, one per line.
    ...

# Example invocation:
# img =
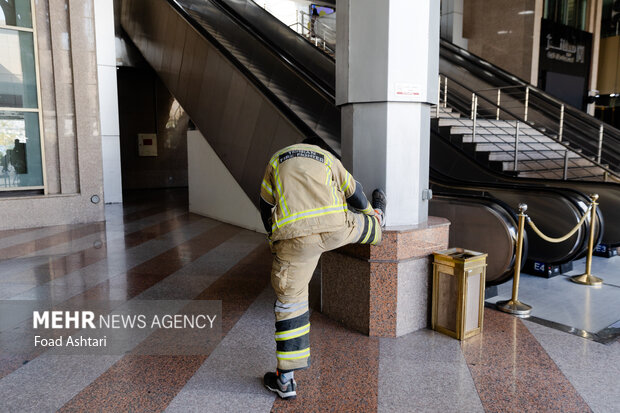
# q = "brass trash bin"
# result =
<box><xmin>432</xmin><ymin>248</ymin><xmax>487</xmax><ymax>340</ymax></box>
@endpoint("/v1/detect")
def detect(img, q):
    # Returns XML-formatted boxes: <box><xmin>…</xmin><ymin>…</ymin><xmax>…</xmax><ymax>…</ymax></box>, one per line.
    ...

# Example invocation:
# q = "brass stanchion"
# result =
<box><xmin>497</xmin><ymin>204</ymin><xmax>532</xmax><ymax>317</ymax></box>
<box><xmin>571</xmin><ymin>194</ymin><xmax>603</xmax><ymax>286</ymax></box>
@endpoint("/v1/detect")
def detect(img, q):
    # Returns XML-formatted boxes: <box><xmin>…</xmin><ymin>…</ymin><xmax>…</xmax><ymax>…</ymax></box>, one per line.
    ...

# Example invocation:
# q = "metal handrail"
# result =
<box><xmin>438</xmin><ymin>73</ymin><xmax>620</xmax><ymax>181</ymax></box>
<box><xmin>472</xmin><ymin>74</ymin><xmax>620</xmax><ymax>165</ymax></box>
<box><xmin>464</xmin><ymin>81</ymin><xmax>620</xmax><ymax>168</ymax></box>
<box><xmin>165</xmin><ymin>0</ymin><xmax>326</xmax><ymax>143</ymax></box>
<box><xmin>440</xmin><ymin>39</ymin><xmax>620</xmax><ymax>170</ymax></box>
<box><xmin>287</xmin><ymin>22</ymin><xmax>334</xmax><ymax>54</ymax></box>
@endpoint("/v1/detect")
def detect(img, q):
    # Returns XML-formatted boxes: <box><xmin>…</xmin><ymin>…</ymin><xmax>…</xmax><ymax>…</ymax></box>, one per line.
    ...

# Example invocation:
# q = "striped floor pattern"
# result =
<box><xmin>0</xmin><ymin>189</ymin><xmax>618</xmax><ymax>412</ymax></box>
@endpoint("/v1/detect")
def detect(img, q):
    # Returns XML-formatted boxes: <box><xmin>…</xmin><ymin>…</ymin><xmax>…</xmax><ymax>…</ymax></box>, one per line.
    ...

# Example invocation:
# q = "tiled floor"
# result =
<box><xmin>1</xmin><ymin>189</ymin><xmax>619</xmax><ymax>412</ymax></box>
<box><xmin>489</xmin><ymin>255</ymin><xmax>620</xmax><ymax>338</ymax></box>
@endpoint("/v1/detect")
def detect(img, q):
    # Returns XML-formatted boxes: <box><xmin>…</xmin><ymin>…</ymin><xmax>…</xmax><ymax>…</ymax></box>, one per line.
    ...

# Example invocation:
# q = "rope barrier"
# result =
<box><xmin>526</xmin><ymin>204</ymin><xmax>592</xmax><ymax>243</ymax></box>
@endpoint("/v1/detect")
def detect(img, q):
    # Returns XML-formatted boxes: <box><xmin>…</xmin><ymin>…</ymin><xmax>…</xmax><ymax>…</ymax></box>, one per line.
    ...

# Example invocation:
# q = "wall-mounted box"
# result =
<box><xmin>138</xmin><ymin>133</ymin><xmax>158</xmax><ymax>157</ymax></box>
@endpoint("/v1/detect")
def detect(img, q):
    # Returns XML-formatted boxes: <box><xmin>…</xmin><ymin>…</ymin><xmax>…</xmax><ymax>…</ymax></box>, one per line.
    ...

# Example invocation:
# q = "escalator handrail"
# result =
<box><xmin>248</xmin><ymin>0</ymin><xmax>336</xmax><ymax>61</ymax></box>
<box><xmin>206</xmin><ymin>0</ymin><xmax>335</xmax><ymax>100</ymax></box>
<box><xmin>430</xmin><ymin>167</ymin><xmax>601</xmax><ymax>257</ymax></box>
<box><xmin>430</xmin><ymin>192</ymin><xmax>525</xmax><ymax>285</ymax></box>
<box><xmin>440</xmin><ymin>39</ymin><xmax>620</xmax><ymax>147</ymax></box>
<box><xmin>441</xmin><ymin>73</ymin><xmax>620</xmax><ymax>178</ymax></box>
<box><xmin>164</xmin><ymin>0</ymin><xmax>324</xmax><ymax>143</ymax></box>
<box><xmin>430</xmin><ymin>130</ymin><xmax>605</xmax><ymax>249</ymax></box>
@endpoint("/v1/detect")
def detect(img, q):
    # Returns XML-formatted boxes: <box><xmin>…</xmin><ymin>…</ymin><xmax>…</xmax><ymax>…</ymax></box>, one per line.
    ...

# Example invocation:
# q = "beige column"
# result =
<box><xmin>586</xmin><ymin>0</ymin><xmax>604</xmax><ymax>115</ymax></box>
<box><xmin>530</xmin><ymin>0</ymin><xmax>545</xmax><ymax>86</ymax></box>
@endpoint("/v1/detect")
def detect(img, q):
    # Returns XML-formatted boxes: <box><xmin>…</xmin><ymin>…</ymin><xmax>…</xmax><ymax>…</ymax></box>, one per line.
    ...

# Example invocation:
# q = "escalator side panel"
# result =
<box><xmin>122</xmin><ymin>0</ymin><xmax>308</xmax><ymax>205</ymax></box>
<box><xmin>430</xmin><ymin>197</ymin><xmax>518</xmax><ymax>286</ymax></box>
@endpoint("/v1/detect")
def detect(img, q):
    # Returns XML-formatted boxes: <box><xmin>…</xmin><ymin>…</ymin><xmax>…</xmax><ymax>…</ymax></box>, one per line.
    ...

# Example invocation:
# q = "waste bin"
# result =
<box><xmin>431</xmin><ymin>248</ymin><xmax>487</xmax><ymax>340</ymax></box>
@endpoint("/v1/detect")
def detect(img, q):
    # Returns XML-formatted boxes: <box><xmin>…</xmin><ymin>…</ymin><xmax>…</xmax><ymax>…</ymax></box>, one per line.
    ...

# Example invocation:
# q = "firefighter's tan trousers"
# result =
<box><xmin>271</xmin><ymin>210</ymin><xmax>381</xmax><ymax>372</ymax></box>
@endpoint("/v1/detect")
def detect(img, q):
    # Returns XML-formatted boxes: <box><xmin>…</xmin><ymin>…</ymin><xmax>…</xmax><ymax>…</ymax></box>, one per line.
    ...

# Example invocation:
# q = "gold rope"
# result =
<box><xmin>526</xmin><ymin>204</ymin><xmax>593</xmax><ymax>243</ymax></box>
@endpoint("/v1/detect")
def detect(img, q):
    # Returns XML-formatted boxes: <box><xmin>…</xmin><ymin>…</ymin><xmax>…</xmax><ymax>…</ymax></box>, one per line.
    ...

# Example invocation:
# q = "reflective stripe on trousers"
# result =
<box><xmin>274</xmin><ymin>304</ymin><xmax>311</xmax><ymax>372</ymax></box>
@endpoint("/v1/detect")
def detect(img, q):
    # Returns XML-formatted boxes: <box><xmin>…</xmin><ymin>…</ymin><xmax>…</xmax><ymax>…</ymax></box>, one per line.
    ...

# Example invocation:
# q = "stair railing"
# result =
<box><xmin>436</xmin><ymin>74</ymin><xmax>620</xmax><ymax>182</ymax></box>
<box><xmin>473</xmin><ymin>84</ymin><xmax>620</xmax><ymax>173</ymax></box>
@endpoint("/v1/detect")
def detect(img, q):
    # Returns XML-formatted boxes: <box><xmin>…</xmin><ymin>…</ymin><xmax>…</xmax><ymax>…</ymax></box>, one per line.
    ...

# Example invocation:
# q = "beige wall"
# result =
<box><xmin>0</xmin><ymin>0</ymin><xmax>105</xmax><ymax>229</ymax></box>
<box><xmin>463</xmin><ymin>0</ymin><xmax>539</xmax><ymax>82</ymax></box>
<box><xmin>187</xmin><ymin>130</ymin><xmax>264</xmax><ymax>234</ymax></box>
<box><xmin>597</xmin><ymin>36</ymin><xmax>620</xmax><ymax>95</ymax></box>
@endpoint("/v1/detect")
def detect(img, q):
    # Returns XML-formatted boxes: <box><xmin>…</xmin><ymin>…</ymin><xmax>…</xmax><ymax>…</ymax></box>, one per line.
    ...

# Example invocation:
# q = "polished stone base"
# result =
<box><xmin>321</xmin><ymin>217</ymin><xmax>450</xmax><ymax>337</ymax></box>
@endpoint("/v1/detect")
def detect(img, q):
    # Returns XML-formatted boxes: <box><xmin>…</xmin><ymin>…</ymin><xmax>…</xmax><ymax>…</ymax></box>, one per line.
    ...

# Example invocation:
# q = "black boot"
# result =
<box><xmin>372</xmin><ymin>189</ymin><xmax>387</xmax><ymax>226</ymax></box>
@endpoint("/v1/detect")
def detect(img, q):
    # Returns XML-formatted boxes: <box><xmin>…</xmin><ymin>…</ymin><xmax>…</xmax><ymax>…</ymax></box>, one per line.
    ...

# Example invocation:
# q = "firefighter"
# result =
<box><xmin>260</xmin><ymin>138</ymin><xmax>386</xmax><ymax>400</ymax></box>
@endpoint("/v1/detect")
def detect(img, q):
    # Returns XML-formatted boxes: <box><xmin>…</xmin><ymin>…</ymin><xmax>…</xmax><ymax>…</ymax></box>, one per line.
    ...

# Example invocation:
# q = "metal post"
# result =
<box><xmin>563</xmin><ymin>150</ymin><xmax>569</xmax><ymax>180</ymax></box>
<box><xmin>597</xmin><ymin>124</ymin><xmax>604</xmax><ymax>163</ymax></box>
<box><xmin>443</xmin><ymin>77</ymin><xmax>448</xmax><ymax>108</ymax></box>
<box><xmin>524</xmin><ymin>86</ymin><xmax>529</xmax><ymax>122</ymax></box>
<box><xmin>571</xmin><ymin>195</ymin><xmax>603</xmax><ymax>286</ymax></box>
<box><xmin>471</xmin><ymin>93</ymin><xmax>475</xmax><ymax>119</ymax></box>
<box><xmin>558</xmin><ymin>104</ymin><xmax>564</xmax><ymax>141</ymax></box>
<box><xmin>472</xmin><ymin>95</ymin><xmax>478</xmax><ymax>142</ymax></box>
<box><xmin>497</xmin><ymin>204</ymin><xmax>532</xmax><ymax>316</ymax></box>
<box><xmin>496</xmin><ymin>89</ymin><xmax>501</xmax><ymax>120</ymax></box>
<box><xmin>514</xmin><ymin>121</ymin><xmax>520</xmax><ymax>172</ymax></box>
<box><xmin>437</xmin><ymin>76</ymin><xmax>441</xmax><ymax>117</ymax></box>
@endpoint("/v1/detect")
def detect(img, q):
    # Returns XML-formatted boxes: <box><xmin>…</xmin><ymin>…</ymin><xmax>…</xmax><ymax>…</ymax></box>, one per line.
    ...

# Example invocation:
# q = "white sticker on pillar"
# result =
<box><xmin>393</xmin><ymin>83</ymin><xmax>424</xmax><ymax>101</ymax></box>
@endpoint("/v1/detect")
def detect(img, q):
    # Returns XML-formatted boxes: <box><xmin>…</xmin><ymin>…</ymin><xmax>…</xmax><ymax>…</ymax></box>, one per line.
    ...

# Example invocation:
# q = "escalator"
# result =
<box><xmin>432</xmin><ymin>124</ymin><xmax>620</xmax><ymax>250</ymax></box>
<box><xmin>429</xmin><ymin>192</ymin><xmax>524</xmax><ymax>286</ymax></box>
<box><xmin>431</xmin><ymin>133</ymin><xmax>603</xmax><ymax>269</ymax></box>
<box><xmin>121</xmin><ymin>0</ymin><xmax>603</xmax><ymax>285</ymax></box>
<box><xmin>121</xmin><ymin>0</ymin><xmax>339</xmax><ymax>208</ymax></box>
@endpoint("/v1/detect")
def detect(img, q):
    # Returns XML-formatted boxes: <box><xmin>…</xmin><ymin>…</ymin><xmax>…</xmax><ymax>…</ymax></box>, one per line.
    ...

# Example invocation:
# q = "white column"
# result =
<box><xmin>336</xmin><ymin>0</ymin><xmax>439</xmax><ymax>226</ymax></box>
<box><xmin>440</xmin><ymin>0</ymin><xmax>468</xmax><ymax>49</ymax></box>
<box><xmin>94</xmin><ymin>0</ymin><xmax>123</xmax><ymax>203</ymax></box>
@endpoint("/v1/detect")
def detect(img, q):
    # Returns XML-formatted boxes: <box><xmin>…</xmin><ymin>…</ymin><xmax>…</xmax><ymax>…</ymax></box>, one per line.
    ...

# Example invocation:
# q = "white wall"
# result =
<box><xmin>187</xmin><ymin>130</ymin><xmax>265</xmax><ymax>233</ymax></box>
<box><xmin>440</xmin><ymin>0</ymin><xmax>468</xmax><ymax>49</ymax></box>
<box><xmin>261</xmin><ymin>0</ymin><xmax>333</xmax><ymax>32</ymax></box>
<box><xmin>261</xmin><ymin>0</ymin><xmax>306</xmax><ymax>27</ymax></box>
<box><xmin>94</xmin><ymin>0</ymin><xmax>123</xmax><ymax>203</ymax></box>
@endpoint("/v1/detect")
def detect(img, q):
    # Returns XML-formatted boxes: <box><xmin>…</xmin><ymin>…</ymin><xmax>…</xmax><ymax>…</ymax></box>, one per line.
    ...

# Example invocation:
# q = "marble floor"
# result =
<box><xmin>489</xmin><ymin>255</ymin><xmax>620</xmax><ymax>342</ymax></box>
<box><xmin>0</xmin><ymin>189</ymin><xmax>618</xmax><ymax>412</ymax></box>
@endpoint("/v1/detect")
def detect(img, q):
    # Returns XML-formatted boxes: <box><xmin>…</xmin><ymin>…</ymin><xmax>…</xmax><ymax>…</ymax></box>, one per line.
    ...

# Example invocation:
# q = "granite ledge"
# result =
<box><xmin>335</xmin><ymin>216</ymin><xmax>451</xmax><ymax>262</ymax></box>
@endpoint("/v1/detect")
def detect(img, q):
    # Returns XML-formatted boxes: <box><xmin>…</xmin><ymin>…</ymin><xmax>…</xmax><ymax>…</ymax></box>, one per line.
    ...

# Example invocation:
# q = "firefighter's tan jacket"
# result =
<box><xmin>260</xmin><ymin>143</ymin><xmax>373</xmax><ymax>241</ymax></box>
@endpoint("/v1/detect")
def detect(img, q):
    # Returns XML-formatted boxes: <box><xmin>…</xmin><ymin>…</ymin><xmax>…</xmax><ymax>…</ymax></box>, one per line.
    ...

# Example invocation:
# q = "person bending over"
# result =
<box><xmin>260</xmin><ymin>138</ymin><xmax>386</xmax><ymax>400</ymax></box>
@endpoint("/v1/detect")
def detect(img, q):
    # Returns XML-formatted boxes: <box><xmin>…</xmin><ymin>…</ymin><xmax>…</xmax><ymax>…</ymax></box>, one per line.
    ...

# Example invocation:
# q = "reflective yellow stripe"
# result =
<box><xmin>361</xmin><ymin>215</ymin><xmax>373</xmax><ymax>243</ymax></box>
<box><xmin>360</xmin><ymin>203</ymin><xmax>374</xmax><ymax>215</ymax></box>
<box><xmin>372</xmin><ymin>216</ymin><xmax>380</xmax><ymax>244</ymax></box>
<box><xmin>331</xmin><ymin>182</ymin><xmax>339</xmax><ymax>205</ymax></box>
<box><xmin>261</xmin><ymin>180</ymin><xmax>273</xmax><ymax>196</ymax></box>
<box><xmin>273</xmin><ymin>167</ymin><xmax>290</xmax><ymax>216</ymax></box>
<box><xmin>276</xmin><ymin>348</ymin><xmax>310</xmax><ymax>360</ymax></box>
<box><xmin>341</xmin><ymin>173</ymin><xmax>351</xmax><ymax>192</ymax></box>
<box><xmin>273</xmin><ymin>204</ymin><xmax>347</xmax><ymax>231</ymax></box>
<box><xmin>275</xmin><ymin>323</ymin><xmax>311</xmax><ymax>341</ymax></box>
<box><xmin>275</xmin><ymin>329</ymin><xmax>310</xmax><ymax>341</ymax></box>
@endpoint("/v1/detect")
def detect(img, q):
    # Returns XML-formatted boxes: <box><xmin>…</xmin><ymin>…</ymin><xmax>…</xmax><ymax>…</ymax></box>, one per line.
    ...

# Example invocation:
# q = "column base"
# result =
<box><xmin>321</xmin><ymin>217</ymin><xmax>450</xmax><ymax>337</ymax></box>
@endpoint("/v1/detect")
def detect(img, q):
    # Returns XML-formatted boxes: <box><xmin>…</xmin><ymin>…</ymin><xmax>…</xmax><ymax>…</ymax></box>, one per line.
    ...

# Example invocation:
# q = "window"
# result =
<box><xmin>544</xmin><ymin>0</ymin><xmax>588</xmax><ymax>30</ymax></box>
<box><xmin>0</xmin><ymin>0</ymin><xmax>44</xmax><ymax>191</ymax></box>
